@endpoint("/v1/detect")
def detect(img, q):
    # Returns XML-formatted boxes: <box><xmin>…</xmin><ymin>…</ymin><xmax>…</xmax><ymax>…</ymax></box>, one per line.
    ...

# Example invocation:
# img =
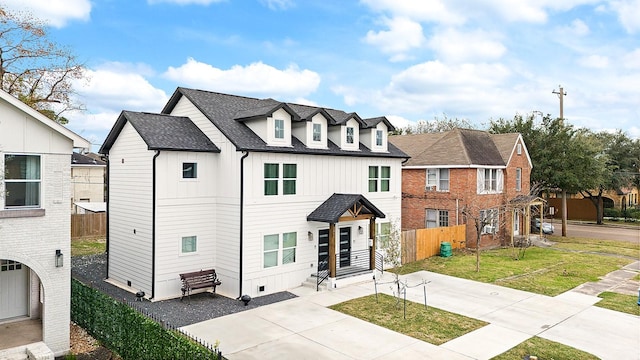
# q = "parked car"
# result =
<box><xmin>532</xmin><ymin>218</ymin><xmax>554</xmax><ymax>234</ymax></box>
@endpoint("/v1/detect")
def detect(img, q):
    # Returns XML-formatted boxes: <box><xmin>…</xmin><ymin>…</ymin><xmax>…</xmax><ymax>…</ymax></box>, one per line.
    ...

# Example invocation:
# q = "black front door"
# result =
<box><xmin>318</xmin><ymin>229</ymin><xmax>329</xmax><ymax>272</ymax></box>
<box><xmin>339</xmin><ymin>227</ymin><xmax>351</xmax><ymax>267</ymax></box>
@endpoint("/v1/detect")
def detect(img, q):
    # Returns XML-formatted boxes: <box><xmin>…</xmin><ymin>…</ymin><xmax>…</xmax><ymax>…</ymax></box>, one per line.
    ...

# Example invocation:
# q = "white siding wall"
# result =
<box><xmin>107</xmin><ymin>122</ymin><xmax>154</xmax><ymax>295</ymax></box>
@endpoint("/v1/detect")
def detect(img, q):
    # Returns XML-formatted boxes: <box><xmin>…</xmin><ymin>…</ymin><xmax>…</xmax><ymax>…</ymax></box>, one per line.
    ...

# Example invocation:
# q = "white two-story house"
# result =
<box><xmin>0</xmin><ymin>90</ymin><xmax>90</xmax><ymax>357</ymax></box>
<box><xmin>99</xmin><ymin>88</ymin><xmax>408</xmax><ymax>301</ymax></box>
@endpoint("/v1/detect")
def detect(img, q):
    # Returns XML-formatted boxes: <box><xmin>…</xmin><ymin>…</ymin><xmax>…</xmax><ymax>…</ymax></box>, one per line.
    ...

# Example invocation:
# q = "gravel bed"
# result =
<box><xmin>71</xmin><ymin>253</ymin><xmax>297</xmax><ymax>328</ymax></box>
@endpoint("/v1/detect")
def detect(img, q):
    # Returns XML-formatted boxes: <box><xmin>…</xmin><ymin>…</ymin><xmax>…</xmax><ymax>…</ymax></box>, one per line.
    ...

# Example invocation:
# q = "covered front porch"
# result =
<box><xmin>307</xmin><ymin>193</ymin><xmax>386</xmax><ymax>291</ymax></box>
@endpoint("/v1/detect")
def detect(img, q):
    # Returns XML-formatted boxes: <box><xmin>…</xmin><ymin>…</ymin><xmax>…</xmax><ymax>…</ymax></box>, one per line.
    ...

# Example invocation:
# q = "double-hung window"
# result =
<box><xmin>426</xmin><ymin>168</ymin><xmax>449</xmax><ymax>191</ymax></box>
<box><xmin>516</xmin><ymin>168</ymin><xmax>522</xmax><ymax>191</ymax></box>
<box><xmin>376</xmin><ymin>222</ymin><xmax>391</xmax><ymax>250</ymax></box>
<box><xmin>480</xmin><ymin>209</ymin><xmax>499</xmax><ymax>234</ymax></box>
<box><xmin>264</xmin><ymin>232</ymin><xmax>297</xmax><ymax>268</ymax></box>
<box><xmin>274</xmin><ymin>119</ymin><xmax>285</xmax><ymax>139</ymax></box>
<box><xmin>313</xmin><ymin>123</ymin><xmax>322</xmax><ymax>142</ymax></box>
<box><xmin>4</xmin><ymin>154</ymin><xmax>41</xmax><ymax>208</ymax></box>
<box><xmin>346</xmin><ymin>127</ymin><xmax>354</xmax><ymax>144</ymax></box>
<box><xmin>264</xmin><ymin>163</ymin><xmax>297</xmax><ymax>196</ymax></box>
<box><xmin>375</xmin><ymin>130</ymin><xmax>383</xmax><ymax>146</ymax></box>
<box><xmin>477</xmin><ymin>168</ymin><xmax>503</xmax><ymax>193</ymax></box>
<box><xmin>426</xmin><ymin>209</ymin><xmax>449</xmax><ymax>228</ymax></box>
<box><xmin>368</xmin><ymin>166</ymin><xmax>390</xmax><ymax>192</ymax></box>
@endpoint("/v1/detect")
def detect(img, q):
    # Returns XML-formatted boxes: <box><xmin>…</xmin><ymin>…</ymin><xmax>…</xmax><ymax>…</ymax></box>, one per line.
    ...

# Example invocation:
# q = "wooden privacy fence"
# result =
<box><xmin>401</xmin><ymin>224</ymin><xmax>466</xmax><ymax>264</ymax></box>
<box><xmin>71</xmin><ymin>213</ymin><xmax>106</xmax><ymax>239</ymax></box>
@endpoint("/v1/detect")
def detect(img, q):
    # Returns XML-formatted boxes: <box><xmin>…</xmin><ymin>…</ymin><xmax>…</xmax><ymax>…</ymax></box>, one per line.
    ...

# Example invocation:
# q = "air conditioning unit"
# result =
<box><xmin>425</xmin><ymin>185</ymin><xmax>437</xmax><ymax>191</ymax></box>
<box><xmin>483</xmin><ymin>225</ymin><xmax>496</xmax><ymax>234</ymax></box>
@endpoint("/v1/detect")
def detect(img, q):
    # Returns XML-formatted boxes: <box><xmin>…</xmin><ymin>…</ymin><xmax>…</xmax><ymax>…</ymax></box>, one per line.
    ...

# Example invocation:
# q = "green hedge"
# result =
<box><xmin>71</xmin><ymin>279</ymin><xmax>221</xmax><ymax>360</ymax></box>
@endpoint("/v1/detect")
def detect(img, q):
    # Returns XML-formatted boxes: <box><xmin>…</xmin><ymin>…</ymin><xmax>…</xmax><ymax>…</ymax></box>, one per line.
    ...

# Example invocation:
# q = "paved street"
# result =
<box><xmin>552</xmin><ymin>222</ymin><xmax>640</xmax><ymax>243</ymax></box>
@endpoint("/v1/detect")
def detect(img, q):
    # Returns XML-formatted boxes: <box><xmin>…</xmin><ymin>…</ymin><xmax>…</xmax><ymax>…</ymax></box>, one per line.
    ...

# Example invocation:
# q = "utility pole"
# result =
<box><xmin>552</xmin><ymin>85</ymin><xmax>568</xmax><ymax>236</ymax></box>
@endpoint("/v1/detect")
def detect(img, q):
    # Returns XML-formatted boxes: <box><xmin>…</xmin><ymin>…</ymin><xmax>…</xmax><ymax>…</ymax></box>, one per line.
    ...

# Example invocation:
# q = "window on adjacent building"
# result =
<box><xmin>376</xmin><ymin>222</ymin><xmax>391</xmax><ymax>250</ymax></box>
<box><xmin>480</xmin><ymin>209</ymin><xmax>499</xmax><ymax>234</ymax></box>
<box><xmin>516</xmin><ymin>168</ymin><xmax>522</xmax><ymax>191</ymax></box>
<box><xmin>181</xmin><ymin>236</ymin><xmax>197</xmax><ymax>253</ymax></box>
<box><xmin>282</xmin><ymin>232</ymin><xmax>297</xmax><ymax>264</ymax></box>
<box><xmin>477</xmin><ymin>168</ymin><xmax>503</xmax><ymax>193</ymax></box>
<box><xmin>274</xmin><ymin>119</ymin><xmax>285</xmax><ymax>139</ymax></box>
<box><xmin>182</xmin><ymin>162</ymin><xmax>197</xmax><ymax>178</ymax></box>
<box><xmin>4</xmin><ymin>154</ymin><xmax>41</xmax><ymax>208</ymax></box>
<box><xmin>426</xmin><ymin>168</ymin><xmax>449</xmax><ymax>191</ymax></box>
<box><xmin>346</xmin><ymin>127</ymin><xmax>354</xmax><ymax>144</ymax></box>
<box><xmin>376</xmin><ymin>130</ymin><xmax>383</xmax><ymax>146</ymax></box>
<box><xmin>264</xmin><ymin>163</ymin><xmax>279</xmax><ymax>195</ymax></box>
<box><xmin>283</xmin><ymin>164</ymin><xmax>297</xmax><ymax>195</ymax></box>
<box><xmin>426</xmin><ymin>209</ymin><xmax>449</xmax><ymax>228</ymax></box>
<box><xmin>368</xmin><ymin>166</ymin><xmax>390</xmax><ymax>192</ymax></box>
<box><xmin>263</xmin><ymin>234</ymin><xmax>279</xmax><ymax>268</ymax></box>
<box><xmin>313</xmin><ymin>123</ymin><xmax>322</xmax><ymax>142</ymax></box>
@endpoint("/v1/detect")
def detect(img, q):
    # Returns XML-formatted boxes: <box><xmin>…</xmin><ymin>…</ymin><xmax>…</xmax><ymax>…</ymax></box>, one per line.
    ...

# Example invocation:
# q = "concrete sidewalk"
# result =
<box><xmin>181</xmin><ymin>270</ymin><xmax>640</xmax><ymax>360</ymax></box>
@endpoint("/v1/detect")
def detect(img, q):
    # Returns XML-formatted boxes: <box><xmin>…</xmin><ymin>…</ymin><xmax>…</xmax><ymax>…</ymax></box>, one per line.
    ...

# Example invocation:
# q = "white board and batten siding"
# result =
<box><xmin>153</xmin><ymin>151</ymin><xmax>218</xmax><ymax>300</ymax></box>
<box><xmin>107</xmin><ymin>122</ymin><xmax>154</xmax><ymax>295</ymax></box>
<box><xmin>241</xmin><ymin>152</ymin><xmax>403</xmax><ymax>297</ymax></box>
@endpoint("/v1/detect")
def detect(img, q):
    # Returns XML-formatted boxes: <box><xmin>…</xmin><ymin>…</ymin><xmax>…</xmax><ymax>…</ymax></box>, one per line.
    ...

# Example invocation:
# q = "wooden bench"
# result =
<box><xmin>179</xmin><ymin>269</ymin><xmax>221</xmax><ymax>302</ymax></box>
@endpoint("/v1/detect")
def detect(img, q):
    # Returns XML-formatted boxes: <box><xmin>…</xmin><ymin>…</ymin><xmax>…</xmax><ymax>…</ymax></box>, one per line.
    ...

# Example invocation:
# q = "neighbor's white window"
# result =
<box><xmin>426</xmin><ymin>168</ymin><xmax>449</xmax><ymax>191</ymax></box>
<box><xmin>181</xmin><ymin>236</ymin><xmax>197</xmax><ymax>253</ymax></box>
<box><xmin>516</xmin><ymin>168</ymin><xmax>522</xmax><ymax>191</ymax></box>
<box><xmin>274</xmin><ymin>119</ymin><xmax>285</xmax><ymax>139</ymax></box>
<box><xmin>182</xmin><ymin>162</ymin><xmax>197</xmax><ymax>178</ymax></box>
<box><xmin>263</xmin><ymin>234</ymin><xmax>279</xmax><ymax>268</ymax></box>
<box><xmin>480</xmin><ymin>209</ymin><xmax>499</xmax><ymax>234</ymax></box>
<box><xmin>346</xmin><ymin>127</ymin><xmax>355</xmax><ymax>144</ymax></box>
<box><xmin>4</xmin><ymin>154</ymin><xmax>41</xmax><ymax>208</ymax></box>
<box><xmin>376</xmin><ymin>222</ymin><xmax>391</xmax><ymax>250</ymax></box>
<box><xmin>426</xmin><ymin>209</ymin><xmax>449</xmax><ymax>228</ymax></box>
<box><xmin>282</xmin><ymin>232</ymin><xmax>297</xmax><ymax>264</ymax></box>
<box><xmin>313</xmin><ymin>123</ymin><xmax>322</xmax><ymax>142</ymax></box>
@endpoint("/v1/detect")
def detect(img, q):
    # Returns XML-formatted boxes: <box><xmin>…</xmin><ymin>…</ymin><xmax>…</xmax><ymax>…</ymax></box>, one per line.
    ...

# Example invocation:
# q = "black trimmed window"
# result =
<box><xmin>346</xmin><ymin>127</ymin><xmax>354</xmax><ymax>144</ymax></box>
<box><xmin>182</xmin><ymin>162</ymin><xmax>197</xmax><ymax>178</ymax></box>
<box><xmin>369</xmin><ymin>165</ymin><xmax>390</xmax><ymax>192</ymax></box>
<box><xmin>264</xmin><ymin>163</ymin><xmax>297</xmax><ymax>196</ymax></box>
<box><xmin>283</xmin><ymin>164</ymin><xmax>297</xmax><ymax>195</ymax></box>
<box><xmin>264</xmin><ymin>163</ymin><xmax>279</xmax><ymax>195</ymax></box>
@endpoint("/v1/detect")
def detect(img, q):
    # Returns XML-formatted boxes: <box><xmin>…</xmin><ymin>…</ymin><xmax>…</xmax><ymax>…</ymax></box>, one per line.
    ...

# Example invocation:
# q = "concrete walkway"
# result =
<box><xmin>181</xmin><ymin>267</ymin><xmax>640</xmax><ymax>360</ymax></box>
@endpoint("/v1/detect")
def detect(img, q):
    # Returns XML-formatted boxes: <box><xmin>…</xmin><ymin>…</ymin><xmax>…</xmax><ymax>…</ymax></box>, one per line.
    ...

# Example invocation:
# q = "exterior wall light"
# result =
<box><xmin>55</xmin><ymin>249</ymin><xmax>64</xmax><ymax>268</ymax></box>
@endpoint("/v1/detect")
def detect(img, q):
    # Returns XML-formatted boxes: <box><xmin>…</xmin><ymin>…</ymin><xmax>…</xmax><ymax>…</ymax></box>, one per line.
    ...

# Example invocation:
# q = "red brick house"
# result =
<box><xmin>389</xmin><ymin>128</ymin><xmax>532</xmax><ymax>248</ymax></box>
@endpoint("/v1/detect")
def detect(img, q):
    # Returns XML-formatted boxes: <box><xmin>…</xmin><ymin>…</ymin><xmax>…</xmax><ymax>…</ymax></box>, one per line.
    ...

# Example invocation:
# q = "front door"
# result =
<box><xmin>0</xmin><ymin>260</ymin><xmax>29</xmax><ymax>320</ymax></box>
<box><xmin>318</xmin><ymin>229</ymin><xmax>329</xmax><ymax>272</ymax></box>
<box><xmin>339</xmin><ymin>227</ymin><xmax>351</xmax><ymax>267</ymax></box>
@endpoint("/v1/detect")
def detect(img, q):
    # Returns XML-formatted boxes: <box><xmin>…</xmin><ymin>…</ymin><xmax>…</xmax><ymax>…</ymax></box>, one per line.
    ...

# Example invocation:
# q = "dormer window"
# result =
<box><xmin>274</xmin><ymin>119</ymin><xmax>285</xmax><ymax>139</ymax></box>
<box><xmin>313</xmin><ymin>123</ymin><xmax>321</xmax><ymax>142</ymax></box>
<box><xmin>346</xmin><ymin>127</ymin><xmax>354</xmax><ymax>144</ymax></box>
<box><xmin>376</xmin><ymin>130</ymin><xmax>383</xmax><ymax>146</ymax></box>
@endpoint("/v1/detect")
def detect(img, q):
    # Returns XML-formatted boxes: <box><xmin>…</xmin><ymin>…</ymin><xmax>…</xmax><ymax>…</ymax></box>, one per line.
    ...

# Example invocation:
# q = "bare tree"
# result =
<box><xmin>0</xmin><ymin>6</ymin><xmax>87</xmax><ymax>123</ymax></box>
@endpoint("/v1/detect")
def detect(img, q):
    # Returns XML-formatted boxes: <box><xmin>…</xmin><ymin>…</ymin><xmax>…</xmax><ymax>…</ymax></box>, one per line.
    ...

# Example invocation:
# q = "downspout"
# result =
<box><xmin>151</xmin><ymin>150</ymin><xmax>160</xmax><ymax>300</ymax></box>
<box><xmin>105</xmin><ymin>154</ymin><xmax>110</xmax><ymax>278</ymax></box>
<box><xmin>238</xmin><ymin>151</ymin><xmax>249</xmax><ymax>299</ymax></box>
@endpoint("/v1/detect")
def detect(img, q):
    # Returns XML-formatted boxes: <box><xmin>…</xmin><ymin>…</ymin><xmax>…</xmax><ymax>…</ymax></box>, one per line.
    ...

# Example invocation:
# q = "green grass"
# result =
<box><xmin>397</xmin><ymin>245</ymin><xmax>633</xmax><ymax>296</ymax></box>
<box><xmin>71</xmin><ymin>236</ymin><xmax>106</xmax><ymax>256</ymax></box>
<box><xmin>491</xmin><ymin>336</ymin><xmax>599</xmax><ymax>360</ymax></box>
<box><xmin>329</xmin><ymin>293</ymin><xmax>487</xmax><ymax>345</ymax></box>
<box><xmin>596</xmin><ymin>292</ymin><xmax>640</xmax><ymax>316</ymax></box>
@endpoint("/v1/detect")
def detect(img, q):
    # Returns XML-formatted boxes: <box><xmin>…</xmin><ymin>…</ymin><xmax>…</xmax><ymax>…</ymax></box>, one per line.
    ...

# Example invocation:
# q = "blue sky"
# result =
<box><xmin>5</xmin><ymin>0</ymin><xmax>640</xmax><ymax>148</ymax></box>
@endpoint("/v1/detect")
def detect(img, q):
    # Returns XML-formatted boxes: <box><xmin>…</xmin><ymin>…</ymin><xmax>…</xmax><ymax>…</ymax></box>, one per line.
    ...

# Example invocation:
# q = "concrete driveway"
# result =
<box><xmin>181</xmin><ymin>270</ymin><xmax>640</xmax><ymax>360</ymax></box>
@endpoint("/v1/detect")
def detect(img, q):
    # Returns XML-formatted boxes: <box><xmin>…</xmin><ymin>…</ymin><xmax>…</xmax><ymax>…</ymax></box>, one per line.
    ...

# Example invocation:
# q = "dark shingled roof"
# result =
<box><xmin>307</xmin><ymin>193</ymin><xmax>386</xmax><ymax>223</ymax></box>
<box><xmin>389</xmin><ymin>128</ymin><xmax>508</xmax><ymax>167</ymax></box>
<box><xmin>160</xmin><ymin>87</ymin><xmax>408</xmax><ymax>159</ymax></box>
<box><xmin>72</xmin><ymin>152</ymin><xmax>106</xmax><ymax>165</ymax></box>
<box><xmin>100</xmin><ymin>111</ymin><xmax>220</xmax><ymax>154</ymax></box>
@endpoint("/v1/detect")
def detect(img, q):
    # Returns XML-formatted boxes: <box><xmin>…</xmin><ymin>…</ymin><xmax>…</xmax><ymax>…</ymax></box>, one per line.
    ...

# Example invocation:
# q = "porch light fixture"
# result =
<box><xmin>308</xmin><ymin>231</ymin><xmax>313</xmax><ymax>241</ymax></box>
<box><xmin>358</xmin><ymin>226</ymin><xmax>364</xmax><ymax>235</ymax></box>
<box><xmin>55</xmin><ymin>249</ymin><xmax>63</xmax><ymax>268</ymax></box>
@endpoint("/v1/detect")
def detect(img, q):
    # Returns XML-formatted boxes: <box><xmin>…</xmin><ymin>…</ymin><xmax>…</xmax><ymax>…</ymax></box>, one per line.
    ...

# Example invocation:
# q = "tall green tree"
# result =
<box><xmin>395</xmin><ymin>114</ymin><xmax>473</xmax><ymax>135</ymax></box>
<box><xmin>0</xmin><ymin>6</ymin><xmax>86</xmax><ymax>124</ymax></box>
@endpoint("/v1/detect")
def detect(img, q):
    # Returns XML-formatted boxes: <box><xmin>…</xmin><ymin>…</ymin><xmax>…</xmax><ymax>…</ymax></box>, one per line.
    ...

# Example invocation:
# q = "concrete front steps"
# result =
<box><xmin>0</xmin><ymin>342</ymin><xmax>54</xmax><ymax>360</ymax></box>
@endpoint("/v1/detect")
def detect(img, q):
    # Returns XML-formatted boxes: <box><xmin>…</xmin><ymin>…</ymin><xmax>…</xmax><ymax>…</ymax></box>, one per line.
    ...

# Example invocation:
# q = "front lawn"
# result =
<box><xmin>396</xmin><ymin>241</ymin><xmax>633</xmax><ymax>296</ymax></box>
<box><xmin>71</xmin><ymin>236</ymin><xmax>106</xmax><ymax>256</ymax></box>
<box><xmin>329</xmin><ymin>293</ymin><xmax>487</xmax><ymax>345</ymax></box>
<box><xmin>596</xmin><ymin>292</ymin><xmax>640</xmax><ymax>316</ymax></box>
<box><xmin>491</xmin><ymin>336</ymin><xmax>599</xmax><ymax>360</ymax></box>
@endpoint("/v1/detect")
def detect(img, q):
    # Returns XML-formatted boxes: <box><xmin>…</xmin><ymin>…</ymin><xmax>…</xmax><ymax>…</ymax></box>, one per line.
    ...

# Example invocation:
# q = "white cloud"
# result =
<box><xmin>609</xmin><ymin>0</ymin><xmax>640</xmax><ymax>34</ymax></box>
<box><xmin>1</xmin><ymin>0</ymin><xmax>91</xmax><ymax>27</ymax></box>
<box><xmin>564</xmin><ymin>19</ymin><xmax>590</xmax><ymax>36</ymax></box>
<box><xmin>162</xmin><ymin>58</ymin><xmax>321</xmax><ymax>98</ymax></box>
<box><xmin>385</xmin><ymin>115</ymin><xmax>413</xmax><ymax>129</ymax></box>
<box><xmin>578</xmin><ymin>55</ymin><xmax>609</xmax><ymax>68</ymax></box>
<box><xmin>427</xmin><ymin>28</ymin><xmax>506</xmax><ymax>63</ymax></box>
<box><xmin>364</xmin><ymin>17</ymin><xmax>426</xmax><ymax>56</ymax></box>
<box><xmin>360</xmin><ymin>0</ymin><xmax>465</xmax><ymax>25</ymax></box>
<box><xmin>622</xmin><ymin>48</ymin><xmax>640</xmax><ymax>69</ymax></box>
<box><xmin>259</xmin><ymin>0</ymin><xmax>295</xmax><ymax>10</ymax></box>
<box><xmin>147</xmin><ymin>0</ymin><xmax>224</xmax><ymax>5</ymax></box>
